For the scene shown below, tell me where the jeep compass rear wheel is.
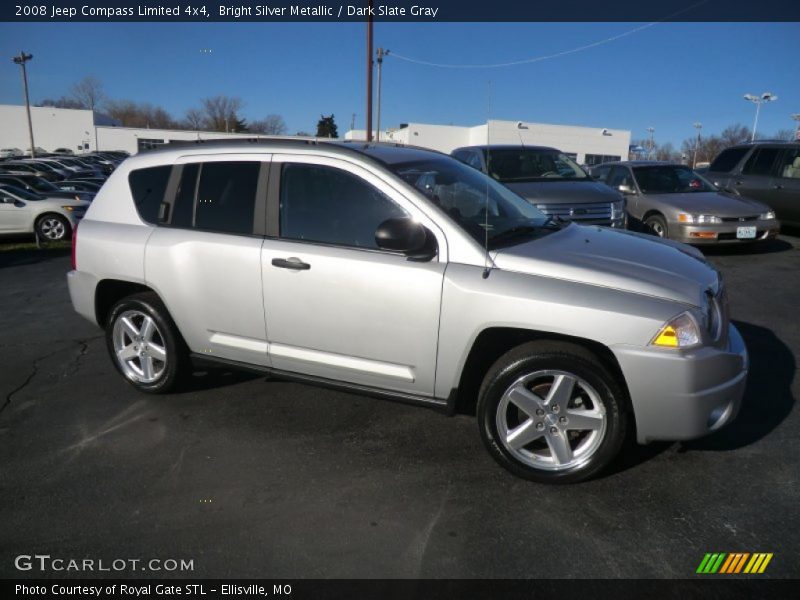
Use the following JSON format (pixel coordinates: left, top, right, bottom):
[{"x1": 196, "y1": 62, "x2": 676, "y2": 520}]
[
  {"x1": 477, "y1": 341, "x2": 627, "y2": 483},
  {"x1": 106, "y1": 292, "x2": 188, "y2": 393}
]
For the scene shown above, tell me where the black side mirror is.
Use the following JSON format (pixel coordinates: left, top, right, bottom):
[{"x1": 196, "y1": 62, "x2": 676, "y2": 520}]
[{"x1": 375, "y1": 217, "x2": 434, "y2": 259}]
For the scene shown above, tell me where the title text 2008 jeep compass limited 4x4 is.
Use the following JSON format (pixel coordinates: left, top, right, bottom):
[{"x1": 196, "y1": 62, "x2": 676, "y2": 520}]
[{"x1": 68, "y1": 140, "x2": 748, "y2": 483}]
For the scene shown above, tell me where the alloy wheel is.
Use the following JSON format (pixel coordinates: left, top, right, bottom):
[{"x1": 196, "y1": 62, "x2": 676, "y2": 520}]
[
  {"x1": 112, "y1": 310, "x2": 168, "y2": 383},
  {"x1": 495, "y1": 370, "x2": 607, "y2": 472}
]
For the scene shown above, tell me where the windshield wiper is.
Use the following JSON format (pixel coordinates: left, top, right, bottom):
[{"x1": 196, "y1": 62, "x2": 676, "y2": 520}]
[{"x1": 489, "y1": 224, "x2": 545, "y2": 246}]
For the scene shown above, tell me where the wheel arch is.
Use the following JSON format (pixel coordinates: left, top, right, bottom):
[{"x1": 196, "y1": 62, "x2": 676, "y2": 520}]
[
  {"x1": 95, "y1": 279, "x2": 158, "y2": 329},
  {"x1": 449, "y1": 327, "x2": 632, "y2": 418}
]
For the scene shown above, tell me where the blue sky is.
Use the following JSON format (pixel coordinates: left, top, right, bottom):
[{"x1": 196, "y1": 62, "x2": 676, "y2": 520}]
[{"x1": 1, "y1": 22, "x2": 798, "y2": 147}]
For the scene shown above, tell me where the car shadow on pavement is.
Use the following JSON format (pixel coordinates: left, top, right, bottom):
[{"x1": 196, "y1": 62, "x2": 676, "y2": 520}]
[
  {"x1": 700, "y1": 237, "x2": 794, "y2": 256},
  {"x1": 0, "y1": 247, "x2": 70, "y2": 269},
  {"x1": 680, "y1": 320, "x2": 795, "y2": 452},
  {"x1": 179, "y1": 367, "x2": 261, "y2": 393}
]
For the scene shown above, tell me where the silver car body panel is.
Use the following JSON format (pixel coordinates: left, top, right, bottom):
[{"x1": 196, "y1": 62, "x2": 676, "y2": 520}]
[{"x1": 68, "y1": 141, "x2": 749, "y2": 445}]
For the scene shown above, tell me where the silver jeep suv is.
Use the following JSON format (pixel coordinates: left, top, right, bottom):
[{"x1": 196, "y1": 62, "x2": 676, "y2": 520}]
[{"x1": 68, "y1": 140, "x2": 748, "y2": 483}]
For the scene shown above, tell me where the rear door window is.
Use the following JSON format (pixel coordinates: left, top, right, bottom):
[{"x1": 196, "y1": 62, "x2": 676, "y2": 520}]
[{"x1": 194, "y1": 161, "x2": 260, "y2": 235}]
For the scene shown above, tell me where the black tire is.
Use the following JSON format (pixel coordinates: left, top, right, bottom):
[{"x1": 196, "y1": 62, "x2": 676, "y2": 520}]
[
  {"x1": 104, "y1": 292, "x2": 190, "y2": 394},
  {"x1": 644, "y1": 214, "x2": 668, "y2": 239},
  {"x1": 477, "y1": 341, "x2": 628, "y2": 483},
  {"x1": 35, "y1": 214, "x2": 71, "y2": 241}
]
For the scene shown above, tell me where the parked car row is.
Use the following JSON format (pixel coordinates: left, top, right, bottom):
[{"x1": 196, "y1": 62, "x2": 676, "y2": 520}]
[
  {"x1": 450, "y1": 141, "x2": 798, "y2": 246},
  {"x1": 0, "y1": 150, "x2": 128, "y2": 241}
]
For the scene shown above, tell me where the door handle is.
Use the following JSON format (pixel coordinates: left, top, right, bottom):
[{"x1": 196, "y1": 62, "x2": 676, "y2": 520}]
[{"x1": 271, "y1": 257, "x2": 310, "y2": 271}]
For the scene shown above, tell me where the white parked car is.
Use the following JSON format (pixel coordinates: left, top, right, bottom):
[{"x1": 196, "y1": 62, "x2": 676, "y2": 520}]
[
  {"x1": 0, "y1": 148, "x2": 23, "y2": 158},
  {"x1": 0, "y1": 185, "x2": 88, "y2": 240}
]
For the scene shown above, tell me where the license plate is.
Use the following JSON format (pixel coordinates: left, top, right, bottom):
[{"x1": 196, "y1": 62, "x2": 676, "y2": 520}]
[{"x1": 737, "y1": 226, "x2": 756, "y2": 239}]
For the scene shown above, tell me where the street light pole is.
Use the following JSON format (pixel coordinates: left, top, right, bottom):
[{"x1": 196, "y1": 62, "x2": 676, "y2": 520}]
[
  {"x1": 375, "y1": 47, "x2": 389, "y2": 142},
  {"x1": 646, "y1": 127, "x2": 655, "y2": 159},
  {"x1": 12, "y1": 51, "x2": 36, "y2": 158},
  {"x1": 744, "y1": 92, "x2": 778, "y2": 141},
  {"x1": 692, "y1": 122, "x2": 702, "y2": 168},
  {"x1": 791, "y1": 114, "x2": 800, "y2": 141}
]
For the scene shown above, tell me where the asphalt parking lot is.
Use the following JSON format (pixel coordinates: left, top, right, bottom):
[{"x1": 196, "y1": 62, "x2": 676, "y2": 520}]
[{"x1": 1, "y1": 236, "x2": 798, "y2": 579}]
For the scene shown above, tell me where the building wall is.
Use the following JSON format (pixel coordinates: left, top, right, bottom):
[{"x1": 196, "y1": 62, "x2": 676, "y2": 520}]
[
  {"x1": 0, "y1": 105, "x2": 96, "y2": 153},
  {"x1": 346, "y1": 120, "x2": 631, "y2": 165},
  {"x1": 95, "y1": 127, "x2": 261, "y2": 155}
]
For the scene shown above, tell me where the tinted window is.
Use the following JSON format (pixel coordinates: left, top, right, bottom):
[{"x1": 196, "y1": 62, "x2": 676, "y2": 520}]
[
  {"x1": 464, "y1": 151, "x2": 482, "y2": 170},
  {"x1": 585, "y1": 154, "x2": 622, "y2": 166},
  {"x1": 170, "y1": 164, "x2": 199, "y2": 229},
  {"x1": 743, "y1": 148, "x2": 781, "y2": 176},
  {"x1": 592, "y1": 165, "x2": 611, "y2": 182},
  {"x1": 280, "y1": 163, "x2": 407, "y2": 249},
  {"x1": 129, "y1": 166, "x2": 171, "y2": 224},
  {"x1": 487, "y1": 149, "x2": 587, "y2": 182},
  {"x1": 608, "y1": 167, "x2": 634, "y2": 188},
  {"x1": 709, "y1": 147, "x2": 749, "y2": 173},
  {"x1": 194, "y1": 162, "x2": 260, "y2": 234},
  {"x1": 632, "y1": 165, "x2": 715, "y2": 194}
]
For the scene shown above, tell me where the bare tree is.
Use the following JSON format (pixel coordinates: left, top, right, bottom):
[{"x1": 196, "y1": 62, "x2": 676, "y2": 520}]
[
  {"x1": 38, "y1": 96, "x2": 85, "y2": 109},
  {"x1": 719, "y1": 124, "x2": 752, "y2": 147},
  {"x1": 773, "y1": 128, "x2": 795, "y2": 141},
  {"x1": 200, "y1": 95, "x2": 244, "y2": 132},
  {"x1": 69, "y1": 76, "x2": 105, "y2": 111},
  {"x1": 105, "y1": 100, "x2": 177, "y2": 129},
  {"x1": 249, "y1": 114, "x2": 288, "y2": 135},
  {"x1": 183, "y1": 108, "x2": 204, "y2": 130}
]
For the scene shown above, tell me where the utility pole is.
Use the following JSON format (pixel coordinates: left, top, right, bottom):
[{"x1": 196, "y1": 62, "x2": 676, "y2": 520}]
[
  {"x1": 350, "y1": 113, "x2": 356, "y2": 132},
  {"x1": 692, "y1": 122, "x2": 702, "y2": 168},
  {"x1": 646, "y1": 127, "x2": 655, "y2": 160},
  {"x1": 12, "y1": 51, "x2": 36, "y2": 158},
  {"x1": 375, "y1": 47, "x2": 389, "y2": 142},
  {"x1": 365, "y1": 0, "x2": 374, "y2": 142}
]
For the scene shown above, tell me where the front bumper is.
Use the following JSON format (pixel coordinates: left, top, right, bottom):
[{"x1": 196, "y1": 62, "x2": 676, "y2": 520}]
[
  {"x1": 670, "y1": 218, "x2": 780, "y2": 245},
  {"x1": 612, "y1": 323, "x2": 748, "y2": 444}
]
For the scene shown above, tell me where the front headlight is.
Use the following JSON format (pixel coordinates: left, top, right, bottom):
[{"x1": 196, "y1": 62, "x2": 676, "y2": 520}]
[
  {"x1": 678, "y1": 213, "x2": 722, "y2": 224},
  {"x1": 650, "y1": 312, "x2": 702, "y2": 348},
  {"x1": 760, "y1": 210, "x2": 776, "y2": 220},
  {"x1": 611, "y1": 199, "x2": 625, "y2": 219}
]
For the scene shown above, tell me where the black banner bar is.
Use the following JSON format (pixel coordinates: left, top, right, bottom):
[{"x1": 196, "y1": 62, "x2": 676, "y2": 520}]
[
  {"x1": 4, "y1": 579, "x2": 800, "y2": 600},
  {"x1": 2, "y1": 0, "x2": 800, "y2": 22}
]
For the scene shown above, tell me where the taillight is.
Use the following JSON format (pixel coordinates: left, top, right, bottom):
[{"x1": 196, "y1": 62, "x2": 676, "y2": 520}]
[{"x1": 71, "y1": 223, "x2": 78, "y2": 270}]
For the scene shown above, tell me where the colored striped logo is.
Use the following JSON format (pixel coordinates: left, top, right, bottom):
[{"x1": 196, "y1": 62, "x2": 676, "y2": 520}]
[{"x1": 696, "y1": 553, "x2": 773, "y2": 574}]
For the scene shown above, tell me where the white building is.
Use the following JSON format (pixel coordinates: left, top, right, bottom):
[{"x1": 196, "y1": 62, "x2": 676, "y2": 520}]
[
  {"x1": 0, "y1": 104, "x2": 274, "y2": 155},
  {"x1": 346, "y1": 119, "x2": 631, "y2": 166}
]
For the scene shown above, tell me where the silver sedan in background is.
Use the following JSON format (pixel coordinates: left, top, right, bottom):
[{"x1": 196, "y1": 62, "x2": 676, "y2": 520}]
[{"x1": 593, "y1": 161, "x2": 780, "y2": 244}]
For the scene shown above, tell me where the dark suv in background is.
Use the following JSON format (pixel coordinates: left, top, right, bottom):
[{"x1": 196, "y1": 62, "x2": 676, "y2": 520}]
[
  {"x1": 451, "y1": 145, "x2": 626, "y2": 228},
  {"x1": 705, "y1": 142, "x2": 800, "y2": 227}
]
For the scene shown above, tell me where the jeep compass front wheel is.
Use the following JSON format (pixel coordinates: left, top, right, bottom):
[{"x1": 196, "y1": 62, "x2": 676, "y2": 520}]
[
  {"x1": 477, "y1": 341, "x2": 627, "y2": 483},
  {"x1": 105, "y1": 292, "x2": 188, "y2": 393}
]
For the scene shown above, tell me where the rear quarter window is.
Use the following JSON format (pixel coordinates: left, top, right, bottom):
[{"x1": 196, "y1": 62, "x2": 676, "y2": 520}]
[
  {"x1": 128, "y1": 166, "x2": 172, "y2": 224},
  {"x1": 709, "y1": 147, "x2": 750, "y2": 173}
]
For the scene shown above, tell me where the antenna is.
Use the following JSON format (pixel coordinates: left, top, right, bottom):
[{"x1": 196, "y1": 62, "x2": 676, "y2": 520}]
[{"x1": 482, "y1": 81, "x2": 492, "y2": 279}]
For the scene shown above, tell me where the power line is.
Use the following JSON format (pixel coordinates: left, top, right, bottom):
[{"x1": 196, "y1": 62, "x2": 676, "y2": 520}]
[{"x1": 388, "y1": 1, "x2": 709, "y2": 70}]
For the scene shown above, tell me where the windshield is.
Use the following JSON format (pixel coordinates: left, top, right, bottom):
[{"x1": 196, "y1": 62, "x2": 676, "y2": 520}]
[
  {"x1": 389, "y1": 157, "x2": 558, "y2": 248},
  {"x1": 26, "y1": 177, "x2": 59, "y2": 192},
  {"x1": 485, "y1": 148, "x2": 588, "y2": 182},
  {"x1": 0, "y1": 185, "x2": 42, "y2": 200},
  {"x1": 632, "y1": 165, "x2": 716, "y2": 194}
]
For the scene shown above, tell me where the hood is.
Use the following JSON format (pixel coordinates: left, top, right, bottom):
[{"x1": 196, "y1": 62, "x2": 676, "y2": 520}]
[
  {"x1": 504, "y1": 180, "x2": 621, "y2": 204},
  {"x1": 492, "y1": 224, "x2": 718, "y2": 307},
  {"x1": 643, "y1": 191, "x2": 768, "y2": 216}
]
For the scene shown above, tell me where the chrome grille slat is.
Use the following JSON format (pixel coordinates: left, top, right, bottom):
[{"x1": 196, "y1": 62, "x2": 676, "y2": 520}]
[{"x1": 534, "y1": 202, "x2": 613, "y2": 222}]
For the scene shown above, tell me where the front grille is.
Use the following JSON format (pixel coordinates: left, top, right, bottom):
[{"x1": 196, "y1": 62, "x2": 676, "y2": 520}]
[
  {"x1": 534, "y1": 201, "x2": 613, "y2": 223},
  {"x1": 720, "y1": 215, "x2": 758, "y2": 222}
]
